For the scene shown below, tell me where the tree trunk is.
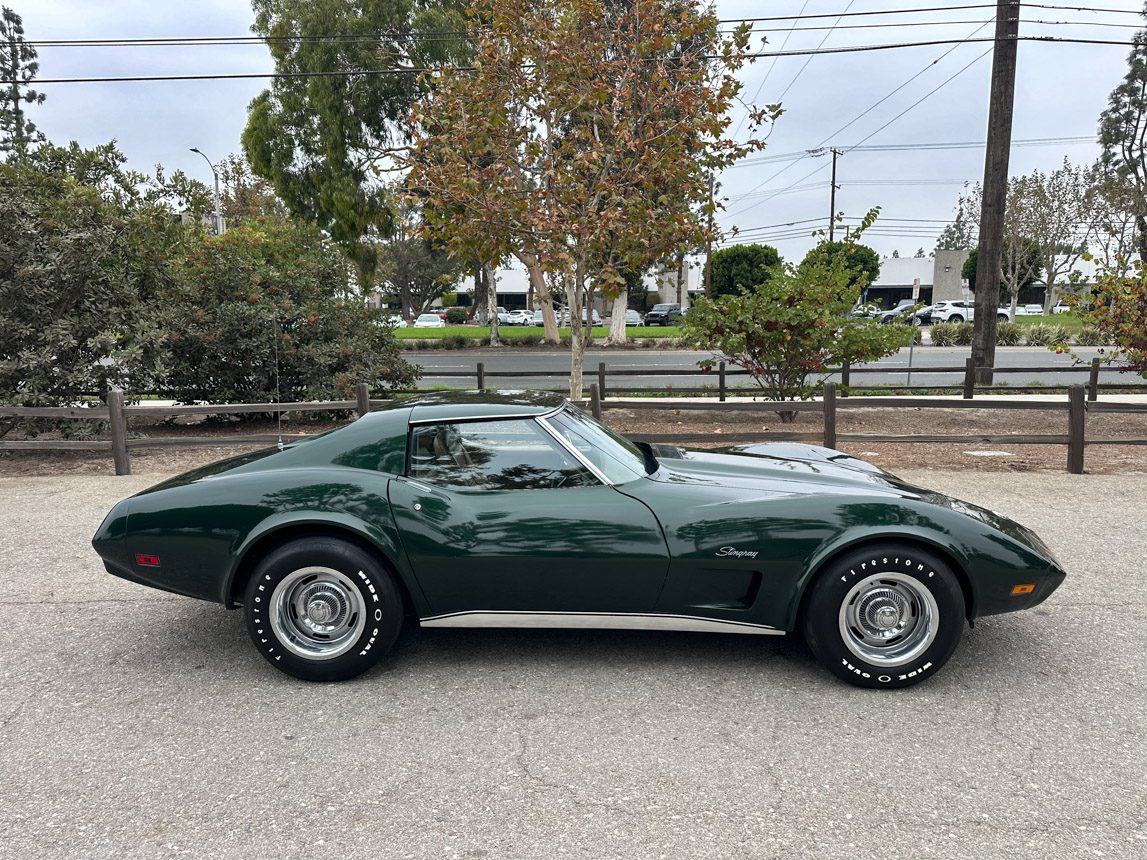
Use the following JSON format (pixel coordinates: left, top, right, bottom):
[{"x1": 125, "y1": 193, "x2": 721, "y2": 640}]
[
  {"x1": 485, "y1": 262, "x2": 501, "y2": 346},
  {"x1": 517, "y1": 252, "x2": 559, "y2": 343},
  {"x1": 1043, "y1": 275, "x2": 1056, "y2": 315},
  {"x1": 1137, "y1": 214, "x2": 1147, "y2": 264},
  {"x1": 676, "y1": 254, "x2": 685, "y2": 307},
  {"x1": 566, "y1": 271, "x2": 585, "y2": 400},
  {"x1": 605, "y1": 290, "x2": 627, "y2": 345}
]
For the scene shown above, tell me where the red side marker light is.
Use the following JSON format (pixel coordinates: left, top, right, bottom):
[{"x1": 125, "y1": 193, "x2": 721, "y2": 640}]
[
  {"x1": 1010, "y1": 584, "x2": 1035, "y2": 596},
  {"x1": 135, "y1": 554, "x2": 161, "y2": 567}
]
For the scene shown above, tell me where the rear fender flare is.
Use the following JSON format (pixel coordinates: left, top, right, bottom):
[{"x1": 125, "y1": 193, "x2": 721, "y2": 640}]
[{"x1": 223, "y1": 511, "x2": 429, "y2": 614}]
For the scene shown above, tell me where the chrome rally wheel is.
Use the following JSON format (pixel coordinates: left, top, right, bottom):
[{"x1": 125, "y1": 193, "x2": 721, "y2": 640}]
[
  {"x1": 245, "y1": 537, "x2": 404, "y2": 682},
  {"x1": 838, "y1": 572, "x2": 939, "y2": 668},
  {"x1": 802, "y1": 544, "x2": 965, "y2": 689},
  {"x1": 270, "y1": 567, "x2": 367, "y2": 661}
]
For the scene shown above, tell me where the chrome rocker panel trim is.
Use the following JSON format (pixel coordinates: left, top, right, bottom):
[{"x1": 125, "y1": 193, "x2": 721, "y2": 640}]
[{"x1": 419, "y1": 610, "x2": 783, "y2": 635}]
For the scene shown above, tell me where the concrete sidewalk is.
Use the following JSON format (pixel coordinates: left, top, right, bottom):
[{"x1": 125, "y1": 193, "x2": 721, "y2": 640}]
[{"x1": 0, "y1": 471, "x2": 1144, "y2": 859}]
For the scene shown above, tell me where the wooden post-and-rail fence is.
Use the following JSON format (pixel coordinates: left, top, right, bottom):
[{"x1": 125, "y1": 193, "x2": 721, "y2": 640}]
[{"x1": 2, "y1": 372, "x2": 1144, "y2": 476}]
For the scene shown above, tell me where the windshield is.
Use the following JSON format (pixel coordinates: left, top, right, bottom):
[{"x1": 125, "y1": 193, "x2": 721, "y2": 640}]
[{"x1": 544, "y1": 406, "x2": 648, "y2": 484}]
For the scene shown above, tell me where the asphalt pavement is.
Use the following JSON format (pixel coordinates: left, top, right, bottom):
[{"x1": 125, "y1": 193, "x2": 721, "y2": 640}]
[
  {"x1": 406, "y1": 346, "x2": 1130, "y2": 391},
  {"x1": 1, "y1": 471, "x2": 1144, "y2": 859}
]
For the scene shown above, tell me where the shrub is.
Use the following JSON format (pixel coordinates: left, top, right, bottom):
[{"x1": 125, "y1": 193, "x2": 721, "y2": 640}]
[
  {"x1": 1024, "y1": 323, "x2": 1069, "y2": 346},
  {"x1": 444, "y1": 307, "x2": 468, "y2": 325},
  {"x1": 996, "y1": 321, "x2": 1023, "y2": 346},
  {"x1": 441, "y1": 335, "x2": 475, "y2": 350},
  {"x1": 1074, "y1": 327, "x2": 1109, "y2": 347},
  {"x1": 930, "y1": 323, "x2": 959, "y2": 346},
  {"x1": 159, "y1": 219, "x2": 419, "y2": 403},
  {"x1": 954, "y1": 322, "x2": 975, "y2": 346}
]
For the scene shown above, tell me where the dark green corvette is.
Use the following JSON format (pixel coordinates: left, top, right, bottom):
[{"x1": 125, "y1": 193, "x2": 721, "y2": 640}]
[{"x1": 92, "y1": 391, "x2": 1065, "y2": 688}]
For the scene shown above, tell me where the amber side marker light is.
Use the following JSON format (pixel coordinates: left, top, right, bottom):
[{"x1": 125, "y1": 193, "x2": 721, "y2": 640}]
[{"x1": 1011, "y1": 584, "x2": 1036, "y2": 596}]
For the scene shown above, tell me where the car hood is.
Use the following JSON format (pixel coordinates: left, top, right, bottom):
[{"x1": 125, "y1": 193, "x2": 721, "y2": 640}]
[
  {"x1": 643, "y1": 442, "x2": 1058, "y2": 562},
  {"x1": 648, "y1": 442, "x2": 904, "y2": 494}
]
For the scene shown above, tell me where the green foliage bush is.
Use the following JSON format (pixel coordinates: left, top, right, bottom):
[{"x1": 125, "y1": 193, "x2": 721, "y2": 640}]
[
  {"x1": 682, "y1": 222, "x2": 904, "y2": 420},
  {"x1": 930, "y1": 323, "x2": 959, "y2": 347},
  {"x1": 0, "y1": 143, "x2": 183, "y2": 416},
  {"x1": 444, "y1": 307, "x2": 468, "y2": 325},
  {"x1": 441, "y1": 335, "x2": 474, "y2": 350},
  {"x1": 996, "y1": 321, "x2": 1023, "y2": 346},
  {"x1": 1024, "y1": 323, "x2": 1070, "y2": 347},
  {"x1": 953, "y1": 322, "x2": 975, "y2": 346},
  {"x1": 158, "y1": 219, "x2": 418, "y2": 403},
  {"x1": 1074, "y1": 327, "x2": 1109, "y2": 347}
]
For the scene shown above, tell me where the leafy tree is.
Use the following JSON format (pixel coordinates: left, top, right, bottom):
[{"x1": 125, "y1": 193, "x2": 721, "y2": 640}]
[
  {"x1": 710, "y1": 244, "x2": 781, "y2": 298},
  {"x1": 799, "y1": 240, "x2": 880, "y2": 292},
  {"x1": 242, "y1": 0, "x2": 469, "y2": 283},
  {"x1": 0, "y1": 6, "x2": 44, "y2": 159},
  {"x1": 409, "y1": 0, "x2": 775, "y2": 397},
  {"x1": 1098, "y1": 14, "x2": 1147, "y2": 261},
  {"x1": 0, "y1": 144, "x2": 183, "y2": 415},
  {"x1": 1059, "y1": 260, "x2": 1147, "y2": 377},
  {"x1": 158, "y1": 218, "x2": 418, "y2": 405},
  {"x1": 682, "y1": 212, "x2": 906, "y2": 421},
  {"x1": 1024, "y1": 159, "x2": 1094, "y2": 311},
  {"x1": 1086, "y1": 161, "x2": 1139, "y2": 275},
  {"x1": 962, "y1": 243, "x2": 1042, "y2": 305},
  {"x1": 215, "y1": 153, "x2": 287, "y2": 224},
  {"x1": 914, "y1": 248, "x2": 927, "y2": 258},
  {"x1": 376, "y1": 199, "x2": 462, "y2": 321}
]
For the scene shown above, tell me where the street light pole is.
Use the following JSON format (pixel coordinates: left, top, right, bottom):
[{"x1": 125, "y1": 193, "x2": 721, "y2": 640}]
[{"x1": 190, "y1": 147, "x2": 224, "y2": 235}]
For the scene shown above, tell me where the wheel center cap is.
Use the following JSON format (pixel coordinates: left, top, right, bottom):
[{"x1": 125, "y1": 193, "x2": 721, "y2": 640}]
[
  {"x1": 872, "y1": 604, "x2": 901, "y2": 630},
  {"x1": 307, "y1": 599, "x2": 335, "y2": 624}
]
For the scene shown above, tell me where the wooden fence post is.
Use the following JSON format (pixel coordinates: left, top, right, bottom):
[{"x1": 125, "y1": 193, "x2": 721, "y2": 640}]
[
  {"x1": 963, "y1": 357, "x2": 976, "y2": 400},
  {"x1": 823, "y1": 382, "x2": 837, "y2": 450},
  {"x1": 108, "y1": 388, "x2": 131, "y2": 476},
  {"x1": 1067, "y1": 384, "x2": 1086, "y2": 474},
  {"x1": 477, "y1": 361, "x2": 485, "y2": 391},
  {"x1": 841, "y1": 360, "x2": 850, "y2": 397},
  {"x1": 1088, "y1": 357, "x2": 1101, "y2": 402},
  {"x1": 598, "y1": 362, "x2": 607, "y2": 400},
  {"x1": 355, "y1": 382, "x2": 371, "y2": 418},
  {"x1": 718, "y1": 361, "x2": 726, "y2": 402},
  {"x1": 589, "y1": 383, "x2": 602, "y2": 420}
]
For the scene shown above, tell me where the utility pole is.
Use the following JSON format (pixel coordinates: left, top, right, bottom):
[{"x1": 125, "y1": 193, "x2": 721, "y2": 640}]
[
  {"x1": 704, "y1": 171, "x2": 715, "y2": 298},
  {"x1": 190, "y1": 147, "x2": 225, "y2": 235},
  {"x1": 971, "y1": 0, "x2": 1020, "y2": 385},
  {"x1": 828, "y1": 148, "x2": 842, "y2": 241}
]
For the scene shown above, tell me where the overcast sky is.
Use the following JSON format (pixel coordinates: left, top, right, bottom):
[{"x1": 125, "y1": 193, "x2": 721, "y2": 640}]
[{"x1": 18, "y1": 0, "x2": 1146, "y2": 260}]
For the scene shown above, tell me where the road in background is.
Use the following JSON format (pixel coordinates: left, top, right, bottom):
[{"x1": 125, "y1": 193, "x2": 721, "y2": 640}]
[
  {"x1": 406, "y1": 346, "x2": 1132, "y2": 391},
  {"x1": 0, "y1": 472, "x2": 1144, "y2": 859}
]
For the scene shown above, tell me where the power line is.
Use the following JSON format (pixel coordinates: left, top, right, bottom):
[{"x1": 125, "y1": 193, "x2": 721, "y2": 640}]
[
  {"x1": 723, "y1": 18, "x2": 994, "y2": 205},
  {"x1": 776, "y1": 1, "x2": 859, "y2": 104},
  {"x1": 730, "y1": 0, "x2": 811, "y2": 141},
  {"x1": 8, "y1": 33, "x2": 1138, "y2": 85},
  {"x1": 724, "y1": 43, "x2": 994, "y2": 219},
  {"x1": 24, "y1": 16, "x2": 1143, "y2": 48}
]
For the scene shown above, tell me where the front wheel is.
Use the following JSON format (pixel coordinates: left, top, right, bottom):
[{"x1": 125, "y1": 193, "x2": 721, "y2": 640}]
[
  {"x1": 244, "y1": 537, "x2": 404, "y2": 682},
  {"x1": 802, "y1": 544, "x2": 965, "y2": 689},
  {"x1": 997, "y1": 313, "x2": 1010, "y2": 322}
]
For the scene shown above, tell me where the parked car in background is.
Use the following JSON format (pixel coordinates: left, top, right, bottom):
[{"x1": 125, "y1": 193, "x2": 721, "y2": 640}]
[
  {"x1": 930, "y1": 300, "x2": 1011, "y2": 324},
  {"x1": 506, "y1": 309, "x2": 532, "y2": 325},
  {"x1": 1016, "y1": 304, "x2": 1044, "y2": 316},
  {"x1": 382, "y1": 313, "x2": 406, "y2": 328},
  {"x1": 1052, "y1": 302, "x2": 1071, "y2": 314},
  {"x1": 414, "y1": 313, "x2": 446, "y2": 328},
  {"x1": 643, "y1": 303, "x2": 682, "y2": 326},
  {"x1": 531, "y1": 309, "x2": 545, "y2": 326},
  {"x1": 496, "y1": 307, "x2": 511, "y2": 325},
  {"x1": 908, "y1": 305, "x2": 935, "y2": 326},
  {"x1": 878, "y1": 304, "x2": 920, "y2": 325},
  {"x1": 624, "y1": 309, "x2": 642, "y2": 327}
]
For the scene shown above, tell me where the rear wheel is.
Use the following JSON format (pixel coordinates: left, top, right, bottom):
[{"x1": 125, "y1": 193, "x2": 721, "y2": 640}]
[
  {"x1": 802, "y1": 544, "x2": 965, "y2": 689},
  {"x1": 244, "y1": 537, "x2": 404, "y2": 682},
  {"x1": 947, "y1": 314, "x2": 964, "y2": 323}
]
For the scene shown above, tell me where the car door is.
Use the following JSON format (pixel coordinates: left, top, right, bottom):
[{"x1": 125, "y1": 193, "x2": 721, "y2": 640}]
[{"x1": 388, "y1": 417, "x2": 670, "y2": 616}]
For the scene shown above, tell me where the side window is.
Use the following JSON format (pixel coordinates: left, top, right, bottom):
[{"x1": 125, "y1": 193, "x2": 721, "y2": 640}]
[{"x1": 409, "y1": 419, "x2": 597, "y2": 490}]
